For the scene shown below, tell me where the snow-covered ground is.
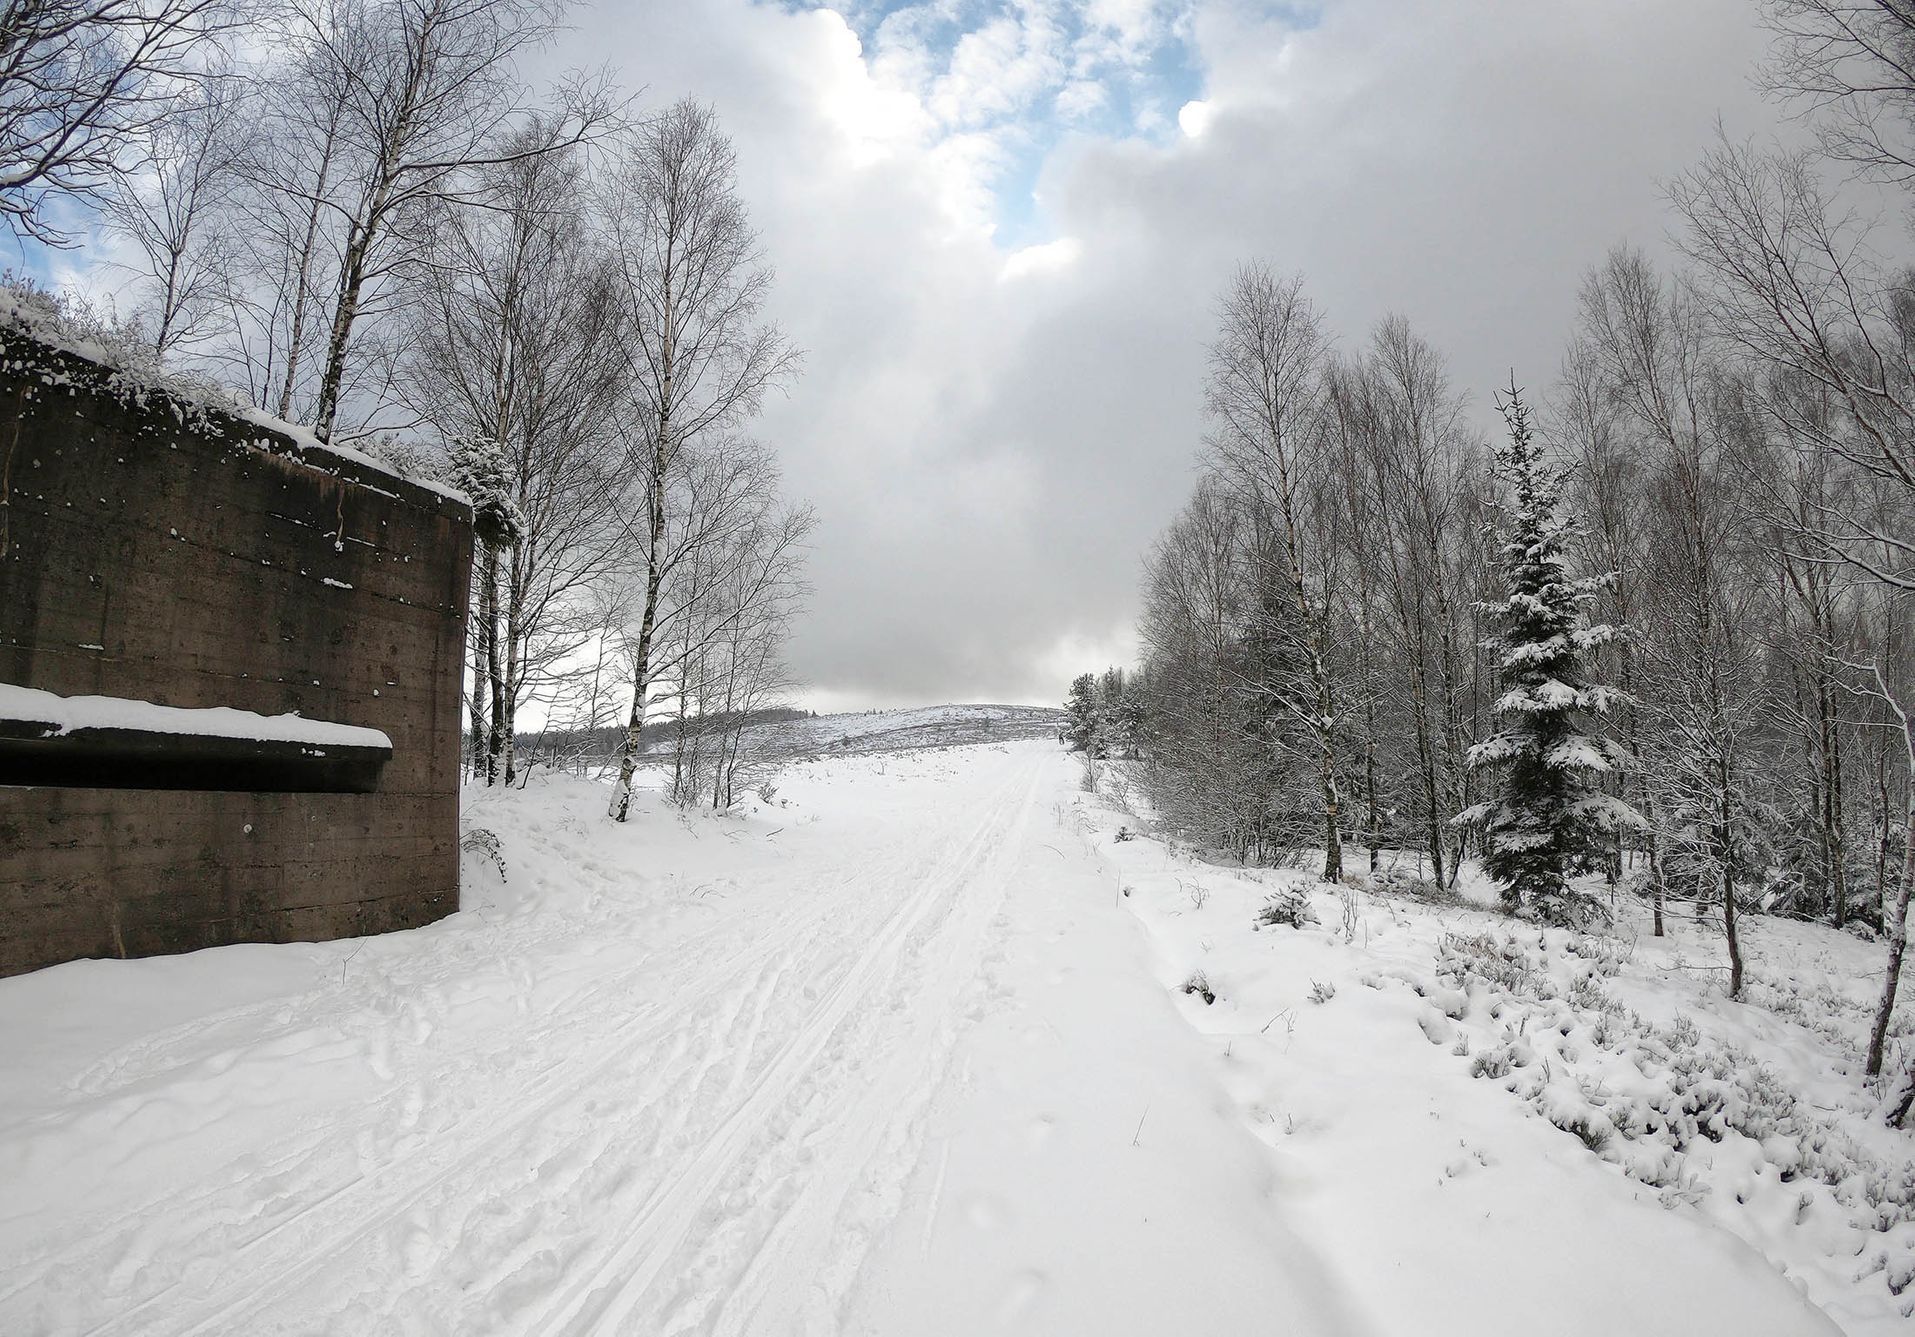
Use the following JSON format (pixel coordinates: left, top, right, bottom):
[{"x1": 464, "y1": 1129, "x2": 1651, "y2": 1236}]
[
  {"x1": 1081, "y1": 762, "x2": 1914, "y2": 1336},
  {"x1": 0, "y1": 738, "x2": 1897, "y2": 1333}
]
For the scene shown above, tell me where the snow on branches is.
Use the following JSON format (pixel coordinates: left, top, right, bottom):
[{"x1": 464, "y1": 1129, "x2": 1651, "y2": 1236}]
[
  {"x1": 447, "y1": 433, "x2": 526, "y2": 550},
  {"x1": 1459, "y1": 380, "x2": 1639, "y2": 925}
]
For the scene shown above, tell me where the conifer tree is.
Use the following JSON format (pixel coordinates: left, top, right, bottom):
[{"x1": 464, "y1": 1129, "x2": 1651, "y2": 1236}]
[
  {"x1": 1065, "y1": 673, "x2": 1098, "y2": 753},
  {"x1": 1459, "y1": 381, "x2": 1638, "y2": 924}
]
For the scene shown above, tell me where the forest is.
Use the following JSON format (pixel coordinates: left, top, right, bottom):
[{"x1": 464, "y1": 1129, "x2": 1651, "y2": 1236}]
[{"x1": 1069, "y1": 0, "x2": 1915, "y2": 1088}]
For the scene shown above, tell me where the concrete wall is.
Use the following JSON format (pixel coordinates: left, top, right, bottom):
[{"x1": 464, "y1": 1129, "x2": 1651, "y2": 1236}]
[{"x1": 0, "y1": 325, "x2": 473, "y2": 976}]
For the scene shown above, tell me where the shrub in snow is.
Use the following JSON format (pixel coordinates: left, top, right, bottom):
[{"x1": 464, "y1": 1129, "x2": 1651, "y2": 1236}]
[
  {"x1": 1335, "y1": 880, "x2": 1361, "y2": 941},
  {"x1": 1254, "y1": 884, "x2": 1319, "y2": 930},
  {"x1": 1456, "y1": 384, "x2": 1638, "y2": 928},
  {"x1": 1469, "y1": 1045, "x2": 1518, "y2": 1080},
  {"x1": 459, "y1": 825, "x2": 506, "y2": 881},
  {"x1": 1363, "y1": 866, "x2": 1453, "y2": 904},
  {"x1": 1435, "y1": 923, "x2": 1915, "y2": 1308},
  {"x1": 1180, "y1": 970, "x2": 1217, "y2": 1005},
  {"x1": 1308, "y1": 979, "x2": 1337, "y2": 1005},
  {"x1": 1, "y1": 274, "x2": 246, "y2": 420}
]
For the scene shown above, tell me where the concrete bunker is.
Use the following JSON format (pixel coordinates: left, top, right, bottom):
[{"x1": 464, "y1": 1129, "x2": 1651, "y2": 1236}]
[{"x1": 0, "y1": 318, "x2": 473, "y2": 977}]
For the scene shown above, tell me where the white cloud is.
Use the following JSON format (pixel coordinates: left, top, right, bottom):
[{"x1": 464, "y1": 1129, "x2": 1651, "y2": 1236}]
[
  {"x1": 1054, "y1": 77, "x2": 1110, "y2": 121},
  {"x1": 537, "y1": 0, "x2": 1796, "y2": 708},
  {"x1": 1000, "y1": 235, "x2": 1082, "y2": 280}
]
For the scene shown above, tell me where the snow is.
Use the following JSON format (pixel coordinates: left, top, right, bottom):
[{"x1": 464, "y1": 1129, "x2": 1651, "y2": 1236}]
[
  {"x1": 0, "y1": 738, "x2": 1895, "y2": 1333},
  {"x1": 0, "y1": 288, "x2": 468, "y2": 510},
  {"x1": 1085, "y1": 764, "x2": 1912, "y2": 1335},
  {"x1": 733, "y1": 703, "x2": 1065, "y2": 757},
  {"x1": 0, "y1": 682, "x2": 391, "y2": 750}
]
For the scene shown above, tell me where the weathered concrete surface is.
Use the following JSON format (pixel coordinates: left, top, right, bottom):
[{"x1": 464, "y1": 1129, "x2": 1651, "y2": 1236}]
[{"x1": 0, "y1": 325, "x2": 473, "y2": 976}]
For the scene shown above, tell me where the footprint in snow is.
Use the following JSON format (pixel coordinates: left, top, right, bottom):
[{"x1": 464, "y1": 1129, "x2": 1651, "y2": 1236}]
[{"x1": 994, "y1": 1269, "x2": 1049, "y2": 1323}]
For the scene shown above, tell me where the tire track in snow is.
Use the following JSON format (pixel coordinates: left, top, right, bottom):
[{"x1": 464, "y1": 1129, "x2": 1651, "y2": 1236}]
[
  {"x1": 518, "y1": 757, "x2": 1042, "y2": 1335},
  {"x1": 22, "y1": 825, "x2": 892, "y2": 1331},
  {"x1": 696, "y1": 764, "x2": 1044, "y2": 1337},
  {"x1": 35, "y1": 749, "x2": 1041, "y2": 1337}
]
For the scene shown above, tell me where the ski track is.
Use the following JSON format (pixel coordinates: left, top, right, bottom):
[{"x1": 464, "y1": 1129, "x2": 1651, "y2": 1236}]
[{"x1": 2, "y1": 748, "x2": 1047, "y2": 1336}]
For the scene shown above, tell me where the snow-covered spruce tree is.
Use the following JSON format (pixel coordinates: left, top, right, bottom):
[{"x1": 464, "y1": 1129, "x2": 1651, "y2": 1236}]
[
  {"x1": 1458, "y1": 381, "x2": 1637, "y2": 925},
  {"x1": 1065, "y1": 673, "x2": 1098, "y2": 753}
]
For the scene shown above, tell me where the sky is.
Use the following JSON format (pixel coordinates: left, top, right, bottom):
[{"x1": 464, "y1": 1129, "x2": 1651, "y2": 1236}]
[
  {"x1": 19, "y1": 0, "x2": 1801, "y2": 715},
  {"x1": 528, "y1": 0, "x2": 1797, "y2": 713}
]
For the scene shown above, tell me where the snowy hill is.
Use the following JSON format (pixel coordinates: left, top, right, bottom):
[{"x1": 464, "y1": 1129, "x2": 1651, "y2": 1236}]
[{"x1": 748, "y1": 703, "x2": 1066, "y2": 757}]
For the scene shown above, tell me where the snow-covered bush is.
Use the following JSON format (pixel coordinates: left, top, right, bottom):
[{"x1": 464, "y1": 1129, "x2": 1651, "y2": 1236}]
[
  {"x1": 1180, "y1": 969, "x2": 1217, "y2": 1005},
  {"x1": 447, "y1": 433, "x2": 526, "y2": 549},
  {"x1": 1, "y1": 273, "x2": 236, "y2": 413},
  {"x1": 1436, "y1": 924, "x2": 1915, "y2": 1308},
  {"x1": 1253, "y1": 883, "x2": 1319, "y2": 930},
  {"x1": 1363, "y1": 865, "x2": 1452, "y2": 904}
]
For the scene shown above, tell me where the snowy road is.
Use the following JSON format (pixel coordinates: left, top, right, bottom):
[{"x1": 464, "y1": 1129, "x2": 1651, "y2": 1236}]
[
  {"x1": 0, "y1": 743, "x2": 1361, "y2": 1336},
  {"x1": 0, "y1": 740, "x2": 1856, "y2": 1335}
]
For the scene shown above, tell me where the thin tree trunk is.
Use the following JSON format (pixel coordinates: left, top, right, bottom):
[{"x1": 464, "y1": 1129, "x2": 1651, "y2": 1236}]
[
  {"x1": 1314, "y1": 647, "x2": 1343, "y2": 883},
  {"x1": 312, "y1": 213, "x2": 377, "y2": 441},
  {"x1": 1436, "y1": 598, "x2": 1465, "y2": 889},
  {"x1": 1409, "y1": 668, "x2": 1445, "y2": 886},
  {"x1": 467, "y1": 620, "x2": 488, "y2": 781},
  {"x1": 610, "y1": 489, "x2": 667, "y2": 822},
  {"x1": 1277, "y1": 500, "x2": 1342, "y2": 882},
  {"x1": 1866, "y1": 711, "x2": 1915, "y2": 1077},
  {"x1": 1867, "y1": 800, "x2": 1914, "y2": 1078},
  {"x1": 1649, "y1": 821, "x2": 1667, "y2": 938},
  {"x1": 1720, "y1": 757, "x2": 1743, "y2": 1000},
  {"x1": 1879, "y1": 733, "x2": 1894, "y2": 928},
  {"x1": 480, "y1": 544, "x2": 505, "y2": 785},
  {"x1": 276, "y1": 122, "x2": 340, "y2": 422},
  {"x1": 498, "y1": 550, "x2": 523, "y2": 788},
  {"x1": 1821, "y1": 670, "x2": 1848, "y2": 926},
  {"x1": 1363, "y1": 682, "x2": 1380, "y2": 874}
]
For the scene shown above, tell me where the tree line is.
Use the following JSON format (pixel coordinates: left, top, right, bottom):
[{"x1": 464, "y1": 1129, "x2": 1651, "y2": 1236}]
[
  {"x1": 1075, "y1": 0, "x2": 1914, "y2": 1080},
  {"x1": 0, "y1": 0, "x2": 811, "y2": 815}
]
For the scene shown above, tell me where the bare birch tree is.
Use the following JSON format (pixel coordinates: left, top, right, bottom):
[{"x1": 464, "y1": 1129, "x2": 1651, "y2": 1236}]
[
  {"x1": 1135, "y1": 478, "x2": 1278, "y2": 861},
  {"x1": 238, "y1": 0, "x2": 621, "y2": 439},
  {"x1": 601, "y1": 100, "x2": 798, "y2": 823},
  {"x1": 1203, "y1": 263, "x2": 1346, "y2": 880},
  {"x1": 1360, "y1": 315, "x2": 1475, "y2": 886},
  {"x1": 1672, "y1": 139, "x2": 1915, "y2": 1068},
  {"x1": 1762, "y1": 0, "x2": 1915, "y2": 189},
  {"x1": 98, "y1": 69, "x2": 241, "y2": 354},
  {"x1": 0, "y1": 0, "x2": 239, "y2": 243},
  {"x1": 401, "y1": 135, "x2": 626, "y2": 785}
]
